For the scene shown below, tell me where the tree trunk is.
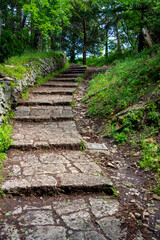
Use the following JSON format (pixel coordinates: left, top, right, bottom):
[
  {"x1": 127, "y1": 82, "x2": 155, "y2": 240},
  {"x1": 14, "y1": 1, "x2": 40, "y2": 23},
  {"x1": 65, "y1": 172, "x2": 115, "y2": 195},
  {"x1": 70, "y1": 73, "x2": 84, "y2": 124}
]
[
  {"x1": 83, "y1": 19, "x2": 87, "y2": 65},
  {"x1": 142, "y1": 28, "x2": 153, "y2": 49},
  {"x1": 38, "y1": 30, "x2": 43, "y2": 52},
  {"x1": 16, "y1": 4, "x2": 22, "y2": 31},
  {"x1": 21, "y1": 15, "x2": 27, "y2": 29},
  {"x1": 105, "y1": 28, "x2": 109, "y2": 58},
  {"x1": 0, "y1": 10, "x2": 2, "y2": 46},
  {"x1": 115, "y1": 20, "x2": 123, "y2": 55},
  {"x1": 138, "y1": 31, "x2": 145, "y2": 52}
]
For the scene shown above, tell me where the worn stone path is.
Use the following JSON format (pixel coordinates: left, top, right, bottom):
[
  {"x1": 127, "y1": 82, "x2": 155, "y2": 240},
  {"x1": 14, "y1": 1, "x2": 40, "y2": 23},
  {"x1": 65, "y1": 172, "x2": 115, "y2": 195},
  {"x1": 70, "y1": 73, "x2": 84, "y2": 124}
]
[
  {"x1": 0, "y1": 65, "x2": 126, "y2": 240},
  {"x1": 2, "y1": 64, "x2": 113, "y2": 194}
]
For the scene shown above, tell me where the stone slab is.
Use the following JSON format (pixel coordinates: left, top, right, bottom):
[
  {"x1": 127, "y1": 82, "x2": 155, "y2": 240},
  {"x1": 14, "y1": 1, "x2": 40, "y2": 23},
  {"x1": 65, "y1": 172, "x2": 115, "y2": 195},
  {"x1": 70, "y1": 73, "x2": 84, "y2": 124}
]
[
  {"x1": 25, "y1": 226, "x2": 66, "y2": 240},
  {"x1": 0, "y1": 195, "x2": 121, "y2": 240},
  {"x1": 18, "y1": 94, "x2": 72, "y2": 106},
  {"x1": 13, "y1": 106, "x2": 73, "y2": 121},
  {"x1": 11, "y1": 121, "x2": 81, "y2": 149},
  {"x1": 55, "y1": 74, "x2": 81, "y2": 78},
  {"x1": 61, "y1": 210, "x2": 93, "y2": 230},
  {"x1": 69, "y1": 231, "x2": 106, "y2": 240},
  {"x1": 42, "y1": 81, "x2": 78, "y2": 87},
  {"x1": 32, "y1": 87, "x2": 75, "y2": 94},
  {"x1": 87, "y1": 142, "x2": 108, "y2": 151},
  {"x1": 18, "y1": 210, "x2": 54, "y2": 226},
  {"x1": 96, "y1": 217, "x2": 126, "y2": 240},
  {"x1": 2, "y1": 151, "x2": 112, "y2": 194},
  {"x1": 49, "y1": 78, "x2": 77, "y2": 81},
  {"x1": 58, "y1": 173, "x2": 113, "y2": 189}
]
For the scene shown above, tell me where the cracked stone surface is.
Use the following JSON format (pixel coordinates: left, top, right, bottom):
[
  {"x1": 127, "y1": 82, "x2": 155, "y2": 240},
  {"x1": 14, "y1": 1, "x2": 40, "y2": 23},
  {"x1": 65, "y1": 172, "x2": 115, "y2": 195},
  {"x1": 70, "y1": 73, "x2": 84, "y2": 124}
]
[
  {"x1": 32, "y1": 86, "x2": 75, "y2": 94},
  {"x1": 42, "y1": 81, "x2": 78, "y2": 87},
  {"x1": 0, "y1": 196, "x2": 121, "y2": 240},
  {"x1": 2, "y1": 150, "x2": 112, "y2": 193},
  {"x1": 49, "y1": 77, "x2": 77, "y2": 81},
  {"x1": 11, "y1": 121, "x2": 81, "y2": 148},
  {"x1": 18, "y1": 94, "x2": 72, "y2": 105},
  {"x1": 56, "y1": 74, "x2": 82, "y2": 78}
]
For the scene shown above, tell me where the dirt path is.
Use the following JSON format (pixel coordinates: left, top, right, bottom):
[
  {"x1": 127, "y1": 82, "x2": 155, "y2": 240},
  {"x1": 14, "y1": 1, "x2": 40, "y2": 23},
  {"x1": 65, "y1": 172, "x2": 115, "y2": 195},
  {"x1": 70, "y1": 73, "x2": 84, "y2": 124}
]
[{"x1": 0, "y1": 65, "x2": 159, "y2": 240}]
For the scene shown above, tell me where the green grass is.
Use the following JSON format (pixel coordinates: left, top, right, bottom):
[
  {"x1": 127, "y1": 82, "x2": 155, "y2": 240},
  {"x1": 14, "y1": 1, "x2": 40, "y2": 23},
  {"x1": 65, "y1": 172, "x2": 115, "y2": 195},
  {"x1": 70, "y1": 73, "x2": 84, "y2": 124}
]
[
  {"x1": 75, "y1": 74, "x2": 85, "y2": 83},
  {"x1": 5, "y1": 50, "x2": 63, "y2": 65},
  {"x1": 0, "y1": 111, "x2": 14, "y2": 196},
  {"x1": 84, "y1": 45, "x2": 160, "y2": 195},
  {"x1": 84, "y1": 47, "x2": 160, "y2": 118},
  {"x1": 21, "y1": 88, "x2": 29, "y2": 100},
  {"x1": 0, "y1": 51, "x2": 65, "y2": 80}
]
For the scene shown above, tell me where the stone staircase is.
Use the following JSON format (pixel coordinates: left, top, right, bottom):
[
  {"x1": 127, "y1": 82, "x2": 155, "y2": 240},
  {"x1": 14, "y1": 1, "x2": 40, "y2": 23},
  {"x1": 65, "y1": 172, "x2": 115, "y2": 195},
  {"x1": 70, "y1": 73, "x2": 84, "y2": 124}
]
[{"x1": 2, "y1": 65, "x2": 112, "y2": 195}]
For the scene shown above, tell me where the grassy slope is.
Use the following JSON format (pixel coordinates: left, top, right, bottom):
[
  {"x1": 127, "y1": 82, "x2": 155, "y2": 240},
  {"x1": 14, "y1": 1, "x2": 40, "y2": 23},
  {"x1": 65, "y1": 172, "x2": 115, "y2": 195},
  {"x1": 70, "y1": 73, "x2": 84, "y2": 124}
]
[
  {"x1": 85, "y1": 46, "x2": 160, "y2": 195},
  {"x1": 0, "y1": 51, "x2": 65, "y2": 80}
]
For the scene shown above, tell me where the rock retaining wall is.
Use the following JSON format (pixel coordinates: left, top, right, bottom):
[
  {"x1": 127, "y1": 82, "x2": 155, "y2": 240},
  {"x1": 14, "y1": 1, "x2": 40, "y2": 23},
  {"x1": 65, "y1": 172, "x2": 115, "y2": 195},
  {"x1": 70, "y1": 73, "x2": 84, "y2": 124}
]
[{"x1": 0, "y1": 53, "x2": 66, "y2": 123}]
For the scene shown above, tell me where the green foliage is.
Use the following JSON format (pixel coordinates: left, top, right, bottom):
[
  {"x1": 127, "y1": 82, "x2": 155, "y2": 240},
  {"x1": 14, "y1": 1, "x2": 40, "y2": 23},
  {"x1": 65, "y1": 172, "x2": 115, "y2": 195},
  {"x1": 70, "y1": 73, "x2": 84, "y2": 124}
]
[
  {"x1": 70, "y1": 100, "x2": 76, "y2": 107},
  {"x1": 0, "y1": 64, "x2": 27, "y2": 80},
  {"x1": 80, "y1": 140, "x2": 87, "y2": 152},
  {"x1": 139, "y1": 139, "x2": 160, "y2": 195},
  {"x1": 139, "y1": 140, "x2": 160, "y2": 173},
  {"x1": 0, "y1": 112, "x2": 14, "y2": 196},
  {"x1": 86, "y1": 51, "x2": 128, "y2": 67},
  {"x1": 75, "y1": 74, "x2": 85, "y2": 83},
  {"x1": 21, "y1": 88, "x2": 29, "y2": 100},
  {"x1": 114, "y1": 132, "x2": 127, "y2": 143},
  {"x1": 0, "y1": 122, "x2": 13, "y2": 153},
  {"x1": 111, "y1": 186, "x2": 119, "y2": 198}
]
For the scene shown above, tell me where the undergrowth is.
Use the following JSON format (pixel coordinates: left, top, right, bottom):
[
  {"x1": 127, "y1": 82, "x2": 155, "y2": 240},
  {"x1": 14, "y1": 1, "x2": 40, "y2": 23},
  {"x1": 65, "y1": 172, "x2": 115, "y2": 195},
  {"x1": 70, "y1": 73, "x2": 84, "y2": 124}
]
[
  {"x1": 0, "y1": 111, "x2": 14, "y2": 196},
  {"x1": 84, "y1": 45, "x2": 160, "y2": 195}
]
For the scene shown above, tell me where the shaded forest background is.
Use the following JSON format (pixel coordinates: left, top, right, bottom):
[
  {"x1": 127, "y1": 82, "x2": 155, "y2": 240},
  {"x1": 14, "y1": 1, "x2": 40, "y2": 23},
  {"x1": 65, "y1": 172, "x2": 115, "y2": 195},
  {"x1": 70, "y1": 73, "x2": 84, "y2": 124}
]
[{"x1": 0, "y1": 0, "x2": 160, "y2": 64}]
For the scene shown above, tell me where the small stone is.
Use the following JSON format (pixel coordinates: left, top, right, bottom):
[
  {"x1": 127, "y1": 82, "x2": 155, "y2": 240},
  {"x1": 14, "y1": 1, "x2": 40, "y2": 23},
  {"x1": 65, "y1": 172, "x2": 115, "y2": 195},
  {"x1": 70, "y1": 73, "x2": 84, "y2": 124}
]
[
  {"x1": 134, "y1": 212, "x2": 141, "y2": 219},
  {"x1": 107, "y1": 163, "x2": 116, "y2": 168},
  {"x1": 87, "y1": 143, "x2": 108, "y2": 151},
  {"x1": 18, "y1": 210, "x2": 54, "y2": 226},
  {"x1": 143, "y1": 210, "x2": 150, "y2": 219},
  {"x1": 147, "y1": 207, "x2": 159, "y2": 214},
  {"x1": 25, "y1": 226, "x2": 66, "y2": 240},
  {"x1": 61, "y1": 210, "x2": 93, "y2": 230},
  {"x1": 144, "y1": 138, "x2": 154, "y2": 143},
  {"x1": 129, "y1": 212, "x2": 136, "y2": 220},
  {"x1": 96, "y1": 216, "x2": 126, "y2": 240},
  {"x1": 153, "y1": 194, "x2": 160, "y2": 201}
]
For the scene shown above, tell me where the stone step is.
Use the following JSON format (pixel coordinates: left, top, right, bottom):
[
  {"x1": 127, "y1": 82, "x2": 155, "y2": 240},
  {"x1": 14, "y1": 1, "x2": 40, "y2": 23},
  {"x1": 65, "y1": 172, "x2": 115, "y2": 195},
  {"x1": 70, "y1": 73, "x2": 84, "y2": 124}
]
[
  {"x1": 63, "y1": 70, "x2": 85, "y2": 74},
  {"x1": 32, "y1": 87, "x2": 76, "y2": 95},
  {"x1": 2, "y1": 150, "x2": 113, "y2": 195},
  {"x1": 17, "y1": 94, "x2": 72, "y2": 106},
  {"x1": 11, "y1": 121, "x2": 81, "y2": 150},
  {"x1": 68, "y1": 66, "x2": 86, "y2": 69},
  {"x1": 42, "y1": 81, "x2": 78, "y2": 87},
  {"x1": 13, "y1": 106, "x2": 73, "y2": 122},
  {"x1": 55, "y1": 74, "x2": 82, "y2": 78},
  {"x1": 49, "y1": 78, "x2": 77, "y2": 82}
]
